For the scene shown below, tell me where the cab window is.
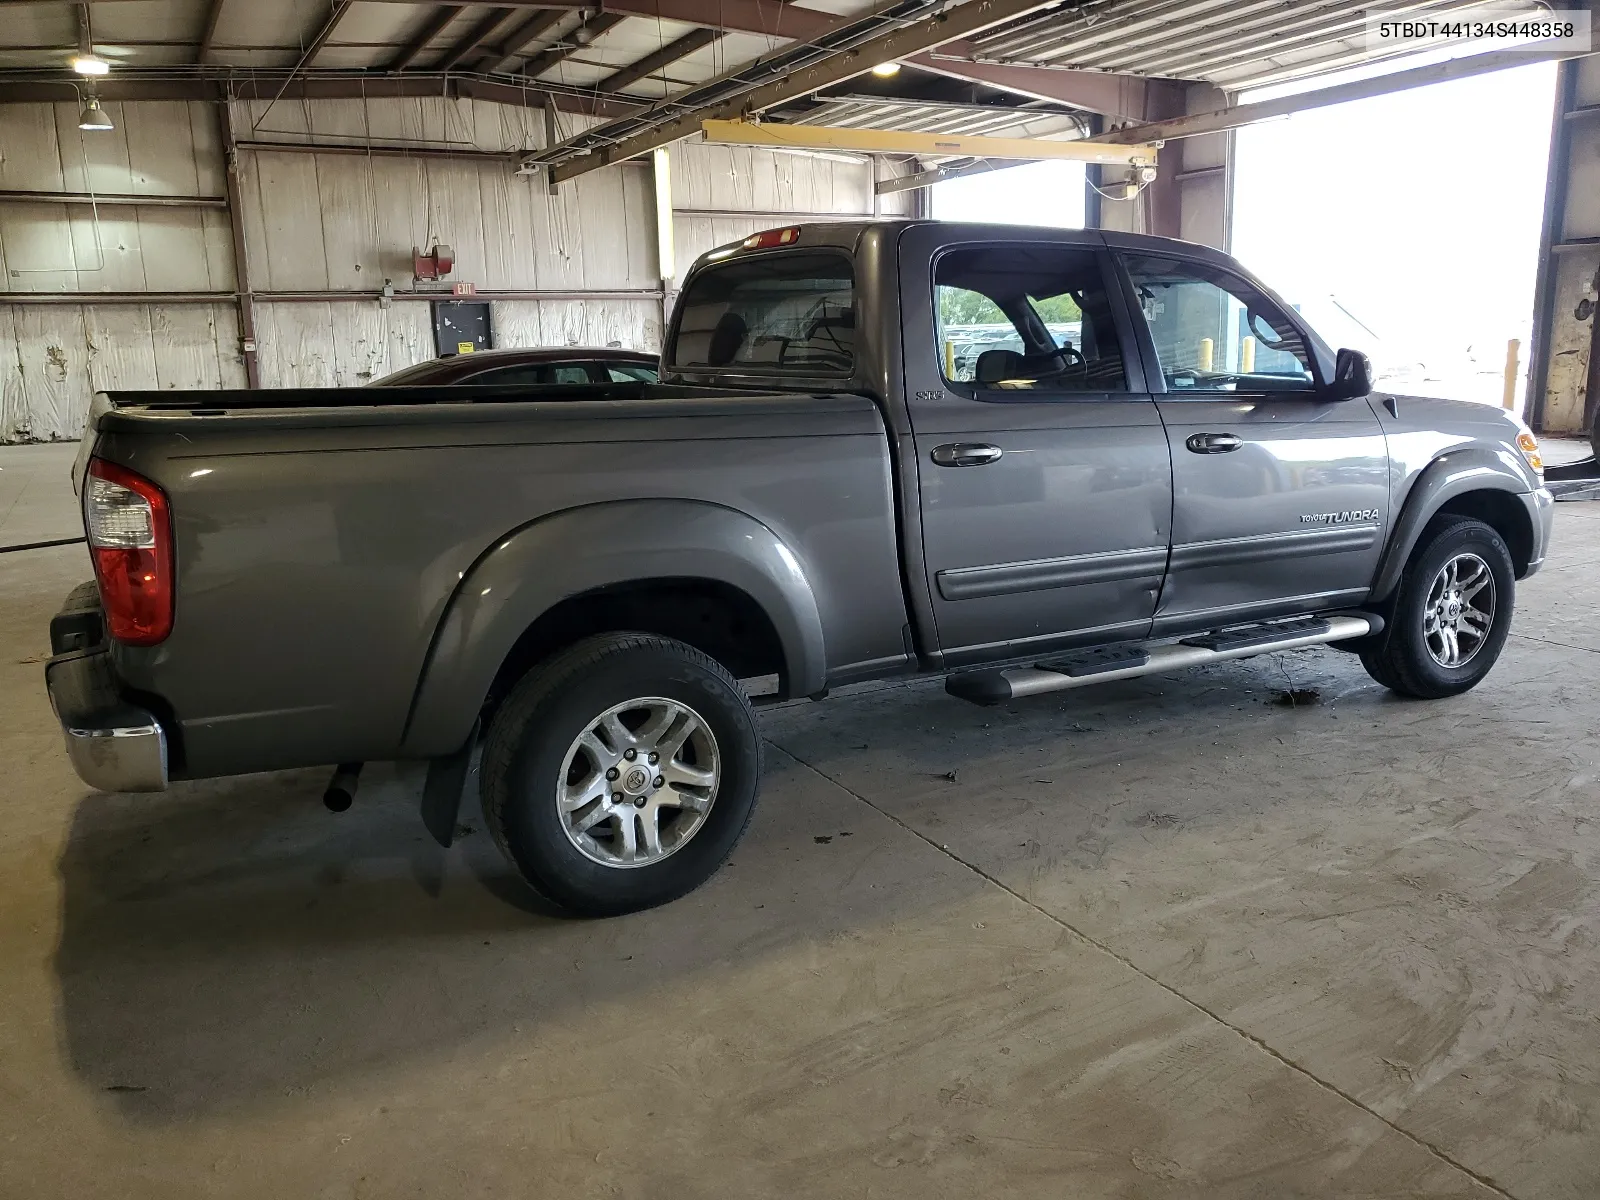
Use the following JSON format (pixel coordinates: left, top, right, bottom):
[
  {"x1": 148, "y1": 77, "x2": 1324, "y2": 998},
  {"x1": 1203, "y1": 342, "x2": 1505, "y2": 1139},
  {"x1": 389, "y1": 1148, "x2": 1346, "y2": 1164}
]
[
  {"x1": 1123, "y1": 254, "x2": 1315, "y2": 392},
  {"x1": 671, "y1": 251, "x2": 854, "y2": 376},
  {"x1": 934, "y1": 246, "x2": 1126, "y2": 393}
]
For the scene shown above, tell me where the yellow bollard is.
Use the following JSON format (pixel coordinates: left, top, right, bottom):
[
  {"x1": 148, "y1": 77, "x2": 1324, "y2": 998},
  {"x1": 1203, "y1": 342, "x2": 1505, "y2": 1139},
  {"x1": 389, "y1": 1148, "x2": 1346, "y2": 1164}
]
[
  {"x1": 1502, "y1": 338, "x2": 1520, "y2": 410},
  {"x1": 1197, "y1": 338, "x2": 1213, "y2": 372},
  {"x1": 944, "y1": 340, "x2": 956, "y2": 379},
  {"x1": 1240, "y1": 335, "x2": 1256, "y2": 374}
]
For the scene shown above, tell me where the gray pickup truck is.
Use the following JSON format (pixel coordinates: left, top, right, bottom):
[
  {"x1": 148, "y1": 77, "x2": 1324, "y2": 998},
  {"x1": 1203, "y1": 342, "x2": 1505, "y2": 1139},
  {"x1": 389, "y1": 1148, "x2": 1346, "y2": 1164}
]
[{"x1": 46, "y1": 220, "x2": 1553, "y2": 915}]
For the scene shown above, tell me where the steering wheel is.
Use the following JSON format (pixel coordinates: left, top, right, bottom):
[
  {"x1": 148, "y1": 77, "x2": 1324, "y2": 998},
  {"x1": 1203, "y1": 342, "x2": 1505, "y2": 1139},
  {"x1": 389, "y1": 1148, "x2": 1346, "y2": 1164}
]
[{"x1": 1043, "y1": 345, "x2": 1087, "y2": 373}]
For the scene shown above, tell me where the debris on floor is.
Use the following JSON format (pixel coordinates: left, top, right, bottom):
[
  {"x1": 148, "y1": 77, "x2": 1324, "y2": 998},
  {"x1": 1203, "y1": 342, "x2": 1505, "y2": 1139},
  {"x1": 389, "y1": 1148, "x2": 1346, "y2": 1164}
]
[{"x1": 1270, "y1": 687, "x2": 1322, "y2": 708}]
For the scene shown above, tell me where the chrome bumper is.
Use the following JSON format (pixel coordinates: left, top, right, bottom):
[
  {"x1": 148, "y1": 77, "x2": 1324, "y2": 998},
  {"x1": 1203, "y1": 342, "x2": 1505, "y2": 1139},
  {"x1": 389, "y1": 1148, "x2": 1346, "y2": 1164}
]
[{"x1": 44, "y1": 600, "x2": 169, "y2": 793}]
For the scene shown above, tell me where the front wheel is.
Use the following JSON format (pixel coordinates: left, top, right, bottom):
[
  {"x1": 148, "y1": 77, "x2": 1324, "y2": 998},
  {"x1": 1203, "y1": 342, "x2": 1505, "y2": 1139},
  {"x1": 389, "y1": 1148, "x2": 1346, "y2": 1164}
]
[
  {"x1": 1359, "y1": 515, "x2": 1515, "y2": 699},
  {"x1": 481, "y1": 633, "x2": 763, "y2": 916}
]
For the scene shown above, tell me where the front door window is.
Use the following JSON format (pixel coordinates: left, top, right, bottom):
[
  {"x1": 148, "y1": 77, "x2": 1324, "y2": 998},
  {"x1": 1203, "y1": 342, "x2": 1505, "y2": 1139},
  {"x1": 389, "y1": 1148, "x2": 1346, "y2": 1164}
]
[{"x1": 1123, "y1": 255, "x2": 1316, "y2": 392}]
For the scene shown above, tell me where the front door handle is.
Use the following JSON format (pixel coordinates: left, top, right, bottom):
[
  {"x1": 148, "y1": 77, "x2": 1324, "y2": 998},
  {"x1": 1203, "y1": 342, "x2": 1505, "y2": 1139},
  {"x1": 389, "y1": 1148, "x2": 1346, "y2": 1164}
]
[
  {"x1": 931, "y1": 443, "x2": 1003, "y2": 467},
  {"x1": 1186, "y1": 432, "x2": 1243, "y2": 454}
]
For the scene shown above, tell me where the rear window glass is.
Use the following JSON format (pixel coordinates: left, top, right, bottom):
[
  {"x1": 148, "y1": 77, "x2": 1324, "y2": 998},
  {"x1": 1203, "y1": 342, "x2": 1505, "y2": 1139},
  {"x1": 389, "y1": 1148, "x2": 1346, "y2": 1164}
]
[{"x1": 670, "y1": 251, "x2": 854, "y2": 376}]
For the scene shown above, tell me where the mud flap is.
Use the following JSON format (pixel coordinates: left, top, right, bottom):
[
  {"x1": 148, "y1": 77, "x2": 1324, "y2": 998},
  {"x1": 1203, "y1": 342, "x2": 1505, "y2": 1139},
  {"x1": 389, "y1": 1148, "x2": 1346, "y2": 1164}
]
[{"x1": 420, "y1": 720, "x2": 478, "y2": 848}]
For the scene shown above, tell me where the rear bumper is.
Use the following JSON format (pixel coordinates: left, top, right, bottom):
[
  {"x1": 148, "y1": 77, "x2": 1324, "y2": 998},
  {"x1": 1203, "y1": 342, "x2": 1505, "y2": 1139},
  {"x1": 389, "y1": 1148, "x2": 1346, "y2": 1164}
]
[{"x1": 43, "y1": 584, "x2": 169, "y2": 793}]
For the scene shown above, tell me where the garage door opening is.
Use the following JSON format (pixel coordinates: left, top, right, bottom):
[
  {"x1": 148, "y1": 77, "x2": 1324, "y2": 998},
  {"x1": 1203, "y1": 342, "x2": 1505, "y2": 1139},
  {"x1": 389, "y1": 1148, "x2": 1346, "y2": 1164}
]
[
  {"x1": 1232, "y1": 58, "x2": 1559, "y2": 411},
  {"x1": 933, "y1": 159, "x2": 1087, "y2": 228}
]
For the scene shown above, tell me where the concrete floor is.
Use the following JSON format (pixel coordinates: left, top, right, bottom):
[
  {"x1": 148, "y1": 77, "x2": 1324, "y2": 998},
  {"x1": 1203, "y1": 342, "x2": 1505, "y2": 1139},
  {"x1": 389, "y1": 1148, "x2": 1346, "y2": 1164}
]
[
  {"x1": 2, "y1": 470, "x2": 1598, "y2": 1198},
  {"x1": 0, "y1": 442, "x2": 80, "y2": 550}
]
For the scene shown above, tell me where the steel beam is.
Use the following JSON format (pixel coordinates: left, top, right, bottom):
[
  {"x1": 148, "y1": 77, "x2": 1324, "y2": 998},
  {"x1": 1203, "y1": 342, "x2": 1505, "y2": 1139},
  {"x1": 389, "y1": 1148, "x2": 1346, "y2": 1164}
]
[
  {"x1": 456, "y1": 75, "x2": 642, "y2": 118},
  {"x1": 0, "y1": 189, "x2": 228, "y2": 207},
  {"x1": 217, "y1": 102, "x2": 260, "y2": 389},
  {"x1": 293, "y1": 0, "x2": 355, "y2": 70},
  {"x1": 1528, "y1": 58, "x2": 1583, "y2": 435},
  {"x1": 1091, "y1": 42, "x2": 1593, "y2": 144},
  {"x1": 597, "y1": 27, "x2": 721, "y2": 94},
  {"x1": 703, "y1": 117, "x2": 1158, "y2": 163},
  {"x1": 541, "y1": 0, "x2": 1063, "y2": 183},
  {"x1": 877, "y1": 157, "x2": 1007, "y2": 192},
  {"x1": 433, "y1": 7, "x2": 518, "y2": 71},
  {"x1": 906, "y1": 55, "x2": 1164, "y2": 120},
  {"x1": 521, "y1": 12, "x2": 625, "y2": 80},
  {"x1": 197, "y1": 0, "x2": 229, "y2": 63},
  {"x1": 73, "y1": 1, "x2": 91, "y2": 56},
  {"x1": 0, "y1": 72, "x2": 643, "y2": 118},
  {"x1": 387, "y1": 6, "x2": 462, "y2": 70},
  {"x1": 253, "y1": 0, "x2": 355, "y2": 125},
  {"x1": 360, "y1": 0, "x2": 841, "y2": 41},
  {"x1": 234, "y1": 138, "x2": 519, "y2": 161},
  {"x1": 475, "y1": 10, "x2": 564, "y2": 73}
]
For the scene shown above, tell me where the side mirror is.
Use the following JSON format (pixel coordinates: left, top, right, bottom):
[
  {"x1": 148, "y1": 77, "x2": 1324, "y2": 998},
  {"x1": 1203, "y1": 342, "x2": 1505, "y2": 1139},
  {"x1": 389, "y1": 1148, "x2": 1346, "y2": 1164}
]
[{"x1": 1324, "y1": 348, "x2": 1373, "y2": 401}]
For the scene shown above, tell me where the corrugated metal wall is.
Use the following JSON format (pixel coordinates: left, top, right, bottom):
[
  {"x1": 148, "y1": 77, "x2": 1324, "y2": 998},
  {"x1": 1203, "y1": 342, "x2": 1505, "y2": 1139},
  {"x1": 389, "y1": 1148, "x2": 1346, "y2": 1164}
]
[
  {"x1": 0, "y1": 100, "x2": 244, "y2": 439},
  {"x1": 232, "y1": 98, "x2": 662, "y2": 389},
  {"x1": 0, "y1": 96, "x2": 664, "y2": 439},
  {"x1": 0, "y1": 96, "x2": 910, "y2": 441},
  {"x1": 670, "y1": 142, "x2": 905, "y2": 288}
]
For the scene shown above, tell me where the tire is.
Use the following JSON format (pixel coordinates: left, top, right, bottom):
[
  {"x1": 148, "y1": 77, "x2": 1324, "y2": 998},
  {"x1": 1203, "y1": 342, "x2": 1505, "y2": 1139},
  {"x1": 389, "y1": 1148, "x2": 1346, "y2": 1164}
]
[
  {"x1": 480, "y1": 632, "x2": 763, "y2": 917},
  {"x1": 1359, "y1": 515, "x2": 1515, "y2": 699}
]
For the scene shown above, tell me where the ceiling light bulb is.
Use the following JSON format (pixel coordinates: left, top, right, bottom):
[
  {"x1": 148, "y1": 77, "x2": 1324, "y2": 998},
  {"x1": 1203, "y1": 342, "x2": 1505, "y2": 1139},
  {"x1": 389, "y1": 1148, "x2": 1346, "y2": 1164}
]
[
  {"x1": 871, "y1": 62, "x2": 901, "y2": 77},
  {"x1": 78, "y1": 98, "x2": 114, "y2": 131},
  {"x1": 71, "y1": 54, "x2": 110, "y2": 76}
]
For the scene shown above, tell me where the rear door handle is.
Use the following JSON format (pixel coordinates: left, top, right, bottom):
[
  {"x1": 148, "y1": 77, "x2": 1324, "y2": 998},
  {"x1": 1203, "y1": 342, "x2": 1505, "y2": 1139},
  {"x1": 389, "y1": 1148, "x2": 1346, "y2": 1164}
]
[
  {"x1": 1185, "y1": 432, "x2": 1243, "y2": 454},
  {"x1": 931, "y1": 443, "x2": 1003, "y2": 467}
]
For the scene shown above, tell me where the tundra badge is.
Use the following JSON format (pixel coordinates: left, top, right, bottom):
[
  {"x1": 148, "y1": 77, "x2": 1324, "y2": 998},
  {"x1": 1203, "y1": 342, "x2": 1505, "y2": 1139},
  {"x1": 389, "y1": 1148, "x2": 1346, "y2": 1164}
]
[{"x1": 1299, "y1": 509, "x2": 1380, "y2": 525}]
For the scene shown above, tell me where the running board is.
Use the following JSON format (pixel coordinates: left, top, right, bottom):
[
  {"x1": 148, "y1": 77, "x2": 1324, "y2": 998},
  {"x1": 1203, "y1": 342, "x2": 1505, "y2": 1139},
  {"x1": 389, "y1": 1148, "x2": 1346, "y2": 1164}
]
[{"x1": 945, "y1": 614, "x2": 1378, "y2": 705}]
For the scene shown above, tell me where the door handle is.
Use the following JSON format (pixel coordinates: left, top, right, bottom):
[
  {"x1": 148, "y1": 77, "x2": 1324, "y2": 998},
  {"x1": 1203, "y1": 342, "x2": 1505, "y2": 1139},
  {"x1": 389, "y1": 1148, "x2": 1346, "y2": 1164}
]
[
  {"x1": 1185, "y1": 432, "x2": 1243, "y2": 454},
  {"x1": 931, "y1": 443, "x2": 1003, "y2": 467}
]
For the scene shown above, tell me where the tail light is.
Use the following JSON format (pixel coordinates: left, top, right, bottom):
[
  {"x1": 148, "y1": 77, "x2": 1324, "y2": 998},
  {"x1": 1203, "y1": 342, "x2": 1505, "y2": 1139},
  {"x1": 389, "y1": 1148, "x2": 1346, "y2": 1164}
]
[
  {"x1": 742, "y1": 226, "x2": 800, "y2": 250},
  {"x1": 84, "y1": 458, "x2": 173, "y2": 645}
]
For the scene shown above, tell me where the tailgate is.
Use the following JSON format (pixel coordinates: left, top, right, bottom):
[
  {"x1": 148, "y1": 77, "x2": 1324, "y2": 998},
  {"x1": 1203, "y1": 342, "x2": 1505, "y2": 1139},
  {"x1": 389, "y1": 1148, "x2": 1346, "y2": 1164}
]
[{"x1": 70, "y1": 392, "x2": 113, "y2": 498}]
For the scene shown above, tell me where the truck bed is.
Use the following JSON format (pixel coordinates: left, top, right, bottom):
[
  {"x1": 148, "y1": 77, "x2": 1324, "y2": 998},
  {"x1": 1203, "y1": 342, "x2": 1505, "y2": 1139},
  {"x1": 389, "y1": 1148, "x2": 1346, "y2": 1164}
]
[
  {"x1": 99, "y1": 381, "x2": 724, "y2": 411},
  {"x1": 84, "y1": 388, "x2": 908, "y2": 778}
]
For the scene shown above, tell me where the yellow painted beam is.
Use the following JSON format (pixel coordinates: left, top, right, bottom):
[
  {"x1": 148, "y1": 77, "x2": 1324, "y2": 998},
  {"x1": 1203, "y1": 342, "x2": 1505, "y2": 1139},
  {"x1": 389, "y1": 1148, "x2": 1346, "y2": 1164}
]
[{"x1": 702, "y1": 118, "x2": 1159, "y2": 166}]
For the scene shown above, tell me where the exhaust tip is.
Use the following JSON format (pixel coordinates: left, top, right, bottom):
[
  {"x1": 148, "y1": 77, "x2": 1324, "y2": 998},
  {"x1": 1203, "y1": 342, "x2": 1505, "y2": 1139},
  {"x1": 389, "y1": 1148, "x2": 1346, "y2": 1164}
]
[{"x1": 323, "y1": 762, "x2": 363, "y2": 812}]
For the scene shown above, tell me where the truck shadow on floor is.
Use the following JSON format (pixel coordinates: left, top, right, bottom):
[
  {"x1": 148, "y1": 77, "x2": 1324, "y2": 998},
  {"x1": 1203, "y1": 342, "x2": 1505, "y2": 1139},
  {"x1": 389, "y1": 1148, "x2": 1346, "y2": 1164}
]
[
  {"x1": 49, "y1": 750, "x2": 963, "y2": 1123},
  {"x1": 52, "y1": 643, "x2": 1520, "y2": 1126}
]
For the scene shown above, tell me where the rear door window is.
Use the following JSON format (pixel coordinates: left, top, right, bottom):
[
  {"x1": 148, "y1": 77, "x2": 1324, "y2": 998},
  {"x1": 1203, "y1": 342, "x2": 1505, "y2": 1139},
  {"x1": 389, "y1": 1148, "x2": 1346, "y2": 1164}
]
[
  {"x1": 934, "y1": 245, "x2": 1127, "y2": 393},
  {"x1": 671, "y1": 251, "x2": 854, "y2": 376}
]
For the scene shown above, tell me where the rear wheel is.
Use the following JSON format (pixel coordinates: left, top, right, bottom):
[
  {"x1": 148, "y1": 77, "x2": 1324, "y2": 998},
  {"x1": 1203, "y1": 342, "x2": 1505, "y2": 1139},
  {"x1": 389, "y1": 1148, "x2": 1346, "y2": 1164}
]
[
  {"x1": 1359, "y1": 515, "x2": 1515, "y2": 699},
  {"x1": 481, "y1": 633, "x2": 762, "y2": 916}
]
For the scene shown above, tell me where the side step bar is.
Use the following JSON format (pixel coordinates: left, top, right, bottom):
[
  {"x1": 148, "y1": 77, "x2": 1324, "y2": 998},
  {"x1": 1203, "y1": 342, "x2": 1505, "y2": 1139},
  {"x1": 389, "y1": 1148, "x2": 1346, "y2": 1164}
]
[{"x1": 946, "y1": 614, "x2": 1379, "y2": 705}]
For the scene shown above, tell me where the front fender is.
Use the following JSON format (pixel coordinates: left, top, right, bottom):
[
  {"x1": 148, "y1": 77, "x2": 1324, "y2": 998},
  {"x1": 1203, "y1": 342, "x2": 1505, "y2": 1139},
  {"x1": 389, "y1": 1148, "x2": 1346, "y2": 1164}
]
[
  {"x1": 400, "y1": 500, "x2": 826, "y2": 757},
  {"x1": 1368, "y1": 446, "x2": 1536, "y2": 602}
]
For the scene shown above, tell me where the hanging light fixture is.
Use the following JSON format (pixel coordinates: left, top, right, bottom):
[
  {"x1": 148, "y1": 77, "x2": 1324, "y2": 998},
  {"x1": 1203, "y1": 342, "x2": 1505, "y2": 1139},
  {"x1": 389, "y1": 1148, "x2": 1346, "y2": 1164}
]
[
  {"x1": 871, "y1": 62, "x2": 902, "y2": 77},
  {"x1": 78, "y1": 97, "x2": 114, "y2": 131}
]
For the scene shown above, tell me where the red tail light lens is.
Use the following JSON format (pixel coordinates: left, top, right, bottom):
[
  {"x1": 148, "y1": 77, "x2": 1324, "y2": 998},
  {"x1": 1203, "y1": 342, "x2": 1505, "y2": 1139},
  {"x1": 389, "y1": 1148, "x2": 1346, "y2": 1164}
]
[
  {"x1": 84, "y1": 458, "x2": 173, "y2": 645},
  {"x1": 742, "y1": 226, "x2": 800, "y2": 250}
]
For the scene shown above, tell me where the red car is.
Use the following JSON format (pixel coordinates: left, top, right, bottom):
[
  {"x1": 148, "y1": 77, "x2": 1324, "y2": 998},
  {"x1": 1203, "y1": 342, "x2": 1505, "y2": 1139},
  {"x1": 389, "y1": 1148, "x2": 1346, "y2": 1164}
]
[{"x1": 370, "y1": 347, "x2": 658, "y2": 387}]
